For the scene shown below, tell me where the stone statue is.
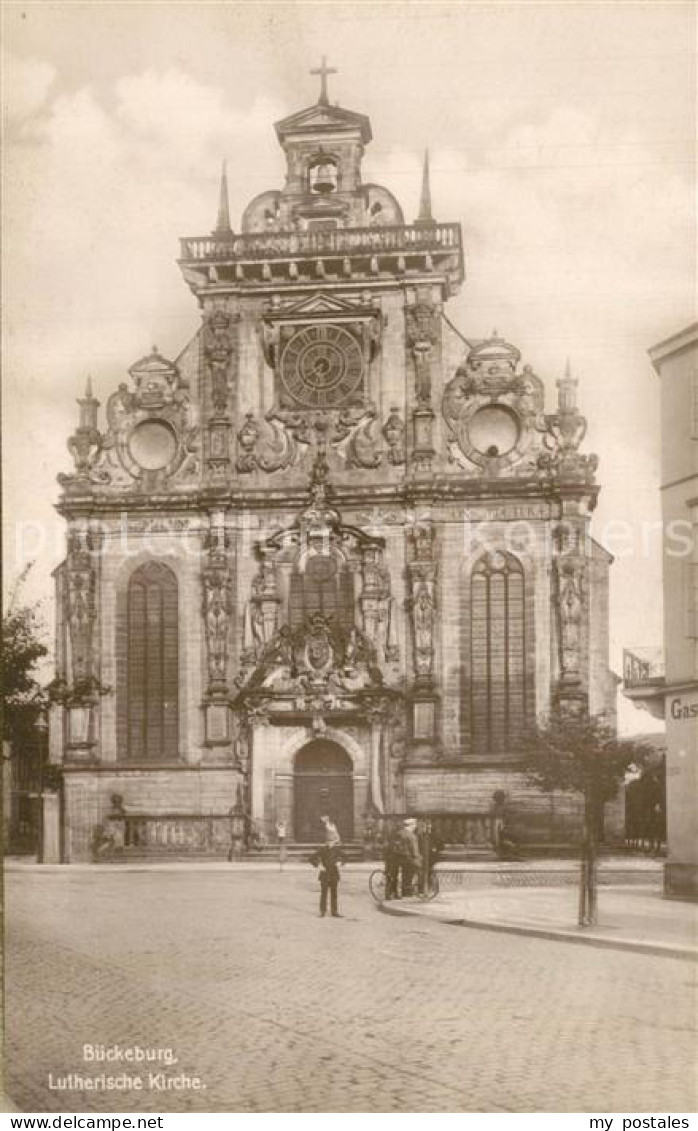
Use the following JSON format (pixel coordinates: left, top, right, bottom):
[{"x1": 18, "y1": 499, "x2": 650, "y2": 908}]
[
  {"x1": 204, "y1": 309, "x2": 235, "y2": 414},
  {"x1": 410, "y1": 566, "x2": 436, "y2": 679},
  {"x1": 557, "y1": 561, "x2": 584, "y2": 678}
]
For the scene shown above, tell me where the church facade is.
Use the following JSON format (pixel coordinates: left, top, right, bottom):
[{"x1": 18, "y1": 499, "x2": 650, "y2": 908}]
[{"x1": 52, "y1": 68, "x2": 615, "y2": 861}]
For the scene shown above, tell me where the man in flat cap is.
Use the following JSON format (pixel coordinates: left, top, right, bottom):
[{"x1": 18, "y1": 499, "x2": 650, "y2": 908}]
[{"x1": 396, "y1": 817, "x2": 422, "y2": 898}]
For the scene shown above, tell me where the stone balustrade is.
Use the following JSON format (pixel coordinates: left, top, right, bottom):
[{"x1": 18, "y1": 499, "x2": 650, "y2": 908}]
[
  {"x1": 365, "y1": 812, "x2": 497, "y2": 848},
  {"x1": 179, "y1": 222, "x2": 462, "y2": 264},
  {"x1": 106, "y1": 813, "x2": 234, "y2": 855}
]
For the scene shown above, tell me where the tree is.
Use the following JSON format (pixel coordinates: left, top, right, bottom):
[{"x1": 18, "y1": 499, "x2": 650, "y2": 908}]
[
  {"x1": 2, "y1": 565, "x2": 49, "y2": 753},
  {"x1": 519, "y1": 711, "x2": 656, "y2": 926}
]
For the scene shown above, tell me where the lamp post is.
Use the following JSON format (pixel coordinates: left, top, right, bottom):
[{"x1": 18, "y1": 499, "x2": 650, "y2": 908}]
[{"x1": 35, "y1": 708, "x2": 48, "y2": 864}]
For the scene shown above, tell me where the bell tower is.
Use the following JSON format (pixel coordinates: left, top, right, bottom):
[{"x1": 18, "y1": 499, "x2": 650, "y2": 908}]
[{"x1": 274, "y1": 56, "x2": 371, "y2": 223}]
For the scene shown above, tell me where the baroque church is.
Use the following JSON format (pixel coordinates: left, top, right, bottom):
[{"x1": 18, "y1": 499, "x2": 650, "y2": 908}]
[{"x1": 52, "y1": 63, "x2": 615, "y2": 860}]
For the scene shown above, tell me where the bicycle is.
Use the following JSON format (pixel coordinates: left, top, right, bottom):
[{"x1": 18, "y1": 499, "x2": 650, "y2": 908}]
[{"x1": 368, "y1": 867, "x2": 440, "y2": 903}]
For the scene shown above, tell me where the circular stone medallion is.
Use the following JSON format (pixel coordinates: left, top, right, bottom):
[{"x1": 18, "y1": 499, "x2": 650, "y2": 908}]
[
  {"x1": 128, "y1": 420, "x2": 177, "y2": 470},
  {"x1": 468, "y1": 405, "x2": 520, "y2": 457}
]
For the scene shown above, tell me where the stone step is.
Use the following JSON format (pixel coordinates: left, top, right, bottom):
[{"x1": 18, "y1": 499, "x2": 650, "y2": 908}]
[{"x1": 252, "y1": 842, "x2": 366, "y2": 861}]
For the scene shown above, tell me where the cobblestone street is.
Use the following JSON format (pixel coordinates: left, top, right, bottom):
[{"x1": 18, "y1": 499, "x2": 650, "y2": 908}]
[{"x1": 5, "y1": 867, "x2": 696, "y2": 1113}]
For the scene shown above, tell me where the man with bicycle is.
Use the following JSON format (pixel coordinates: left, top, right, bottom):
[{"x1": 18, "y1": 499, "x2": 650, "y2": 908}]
[{"x1": 396, "y1": 818, "x2": 421, "y2": 897}]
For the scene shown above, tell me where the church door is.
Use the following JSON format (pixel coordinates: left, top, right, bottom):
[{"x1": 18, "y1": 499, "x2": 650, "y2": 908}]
[{"x1": 293, "y1": 740, "x2": 354, "y2": 843}]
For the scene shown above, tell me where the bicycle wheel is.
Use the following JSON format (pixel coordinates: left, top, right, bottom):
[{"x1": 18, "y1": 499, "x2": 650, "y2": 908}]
[{"x1": 369, "y1": 869, "x2": 387, "y2": 903}]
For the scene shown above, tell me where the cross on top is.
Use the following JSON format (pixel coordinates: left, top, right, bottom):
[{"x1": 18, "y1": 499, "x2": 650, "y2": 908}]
[{"x1": 310, "y1": 56, "x2": 337, "y2": 106}]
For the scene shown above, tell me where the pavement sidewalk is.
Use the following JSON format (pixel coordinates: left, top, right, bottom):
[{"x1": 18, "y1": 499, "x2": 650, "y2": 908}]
[
  {"x1": 3, "y1": 855, "x2": 665, "y2": 873},
  {"x1": 381, "y1": 883, "x2": 698, "y2": 960}
]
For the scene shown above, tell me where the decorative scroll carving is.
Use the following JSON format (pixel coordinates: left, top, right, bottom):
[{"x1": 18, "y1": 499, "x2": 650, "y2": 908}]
[
  {"x1": 330, "y1": 405, "x2": 382, "y2": 469},
  {"x1": 236, "y1": 410, "x2": 310, "y2": 474},
  {"x1": 442, "y1": 336, "x2": 598, "y2": 487},
  {"x1": 60, "y1": 350, "x2": 199, "y2": 491},
  {"x1": 239, "y1": 613, "x2": 383, "y2": 699},
  {"x1": 236, "y1": 404, "x2": 390, "y2": 475},
  {"x1": 442, "y1": 334, "x2": 545, "y2": 475}
]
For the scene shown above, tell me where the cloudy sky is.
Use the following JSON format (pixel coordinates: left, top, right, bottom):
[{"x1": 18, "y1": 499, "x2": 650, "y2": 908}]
[{"x1": 3, "y1": 2, "x2": 695, "y2": 730}]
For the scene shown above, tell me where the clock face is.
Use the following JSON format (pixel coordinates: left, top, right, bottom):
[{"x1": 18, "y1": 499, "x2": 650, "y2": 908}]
[{"x1": 279, "y1": 324, "x2": 365, "y2": 408}]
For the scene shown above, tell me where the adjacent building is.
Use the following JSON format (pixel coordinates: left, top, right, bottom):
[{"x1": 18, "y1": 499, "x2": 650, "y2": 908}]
[
  {"x1": 50, "y1": 67, "x2": 615, "y2": 861},
  {"x1": 624, "y1": 322, "x2": 698, "y2": 898}
]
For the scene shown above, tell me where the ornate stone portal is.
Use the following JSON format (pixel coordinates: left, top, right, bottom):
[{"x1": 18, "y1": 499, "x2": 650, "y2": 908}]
[{"x1": 236, "y1": 456, "x2": 403, "y2": 815}]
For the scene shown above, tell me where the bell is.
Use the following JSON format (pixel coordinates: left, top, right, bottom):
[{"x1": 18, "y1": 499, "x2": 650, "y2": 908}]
[{"x1": 311, "y1": 162, "x2": 337, "y2": 194}]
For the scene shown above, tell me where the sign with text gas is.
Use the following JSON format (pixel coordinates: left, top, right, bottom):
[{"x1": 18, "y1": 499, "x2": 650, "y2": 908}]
[{"x1": 670, "y1": 691, "x2": 698, "y2": 721}]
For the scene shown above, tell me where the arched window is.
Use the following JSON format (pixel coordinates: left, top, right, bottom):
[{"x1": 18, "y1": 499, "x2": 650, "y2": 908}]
[
  {"x1": 288, "y1": 553, "x2": 354, "y2": 630},
  {"x1": 470, "y1": 552, "x2": 528, "y2": 753},
  {"x1": 118, "y1": 562, "x2": 178, "y2": 762}
]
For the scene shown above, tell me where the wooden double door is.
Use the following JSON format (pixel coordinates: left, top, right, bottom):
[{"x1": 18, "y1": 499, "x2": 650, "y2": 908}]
[{"x1": 293, "y1": 739, "x2": 354, "y2": 843}]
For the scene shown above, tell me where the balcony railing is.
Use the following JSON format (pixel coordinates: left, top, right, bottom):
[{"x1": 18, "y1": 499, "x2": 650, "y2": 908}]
[
  {"x1": 623, "y1": 647, "x2": 665, "y2": 688},
  {"x1": 179, "y1": 222, "x2": 462, "y2": 264}
]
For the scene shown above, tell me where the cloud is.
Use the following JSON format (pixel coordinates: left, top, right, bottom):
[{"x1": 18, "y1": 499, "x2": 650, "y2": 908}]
[
  {"x1": 3, "y1": 54, "x2": 56, "y2": 125},
  {"x1": 4, "y1": 67, "x2": 287, "y2": 368},
  {"x1": 115, "y1": 68, "x2": 284, "y2": 177}
]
